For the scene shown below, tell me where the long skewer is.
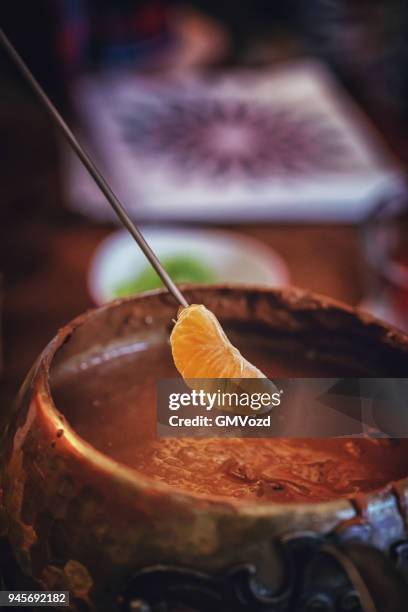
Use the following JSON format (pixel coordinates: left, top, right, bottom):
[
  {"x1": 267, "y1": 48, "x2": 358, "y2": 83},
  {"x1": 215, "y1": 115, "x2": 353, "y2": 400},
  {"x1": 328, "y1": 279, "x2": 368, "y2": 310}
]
[{"x1": 0, "y1": 28, "x2": 189, "y2": 309}]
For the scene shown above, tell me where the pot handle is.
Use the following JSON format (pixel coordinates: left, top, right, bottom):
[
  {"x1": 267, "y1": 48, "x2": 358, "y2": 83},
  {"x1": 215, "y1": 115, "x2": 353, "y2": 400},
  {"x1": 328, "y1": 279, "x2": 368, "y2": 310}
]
[{"x1": 320, "y1": 541, "x2": 408, "y2": 612}]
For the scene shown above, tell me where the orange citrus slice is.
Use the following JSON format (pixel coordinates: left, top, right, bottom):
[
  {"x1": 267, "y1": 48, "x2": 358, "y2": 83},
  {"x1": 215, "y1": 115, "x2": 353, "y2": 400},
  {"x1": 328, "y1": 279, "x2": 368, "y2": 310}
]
[{"x1": 170, "y1": 304, "x2": 266, "y2": 378}]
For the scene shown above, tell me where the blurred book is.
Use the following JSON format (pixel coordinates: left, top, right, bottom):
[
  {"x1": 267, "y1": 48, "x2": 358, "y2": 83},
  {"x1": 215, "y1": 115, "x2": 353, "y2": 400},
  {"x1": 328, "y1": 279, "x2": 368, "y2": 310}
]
[{"x1": 64, "y1": 60, "x2": 405, "y2": 222}]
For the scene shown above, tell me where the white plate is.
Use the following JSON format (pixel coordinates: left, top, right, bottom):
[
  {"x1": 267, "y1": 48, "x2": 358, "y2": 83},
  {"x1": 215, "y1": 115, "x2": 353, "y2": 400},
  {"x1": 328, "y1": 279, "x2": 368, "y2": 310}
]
[{"x1": 88, "y1": 227, "x2": 289, "y2": 305}]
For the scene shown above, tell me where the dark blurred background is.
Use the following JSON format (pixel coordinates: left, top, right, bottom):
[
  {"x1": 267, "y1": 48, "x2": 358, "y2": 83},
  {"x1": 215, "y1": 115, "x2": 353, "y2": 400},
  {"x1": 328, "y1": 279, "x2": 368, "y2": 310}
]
[{"x1": 1, "y1": 0, "x2": 408, "y2": 419}]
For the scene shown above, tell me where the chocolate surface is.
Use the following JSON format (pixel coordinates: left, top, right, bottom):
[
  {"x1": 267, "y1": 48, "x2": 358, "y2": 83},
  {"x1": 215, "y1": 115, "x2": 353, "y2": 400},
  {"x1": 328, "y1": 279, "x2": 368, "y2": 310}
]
[{"x1": 52, "y1": 320, "x2": 408, "y2": 504}]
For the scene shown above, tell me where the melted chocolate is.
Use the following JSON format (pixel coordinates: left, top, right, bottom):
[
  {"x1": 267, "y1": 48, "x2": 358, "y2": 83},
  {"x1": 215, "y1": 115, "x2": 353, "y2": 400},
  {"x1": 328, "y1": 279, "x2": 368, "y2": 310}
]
[{"x1": 51, "y1": 329, "x2": 408, "y2": 504}]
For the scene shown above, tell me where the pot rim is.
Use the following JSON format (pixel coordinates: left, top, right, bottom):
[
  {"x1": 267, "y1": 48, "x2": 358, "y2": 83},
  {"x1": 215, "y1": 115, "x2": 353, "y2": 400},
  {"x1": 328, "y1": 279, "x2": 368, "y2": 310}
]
[{"x1": 34, "y1": 283, "x2": 408, "y2": 519}]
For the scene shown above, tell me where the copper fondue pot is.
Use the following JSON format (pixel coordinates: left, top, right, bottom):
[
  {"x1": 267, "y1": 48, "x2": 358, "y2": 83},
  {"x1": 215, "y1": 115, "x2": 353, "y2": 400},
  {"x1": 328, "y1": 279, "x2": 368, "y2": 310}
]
[{"x1": 1, "y1": 286, "x2": 408, "y2": 612}]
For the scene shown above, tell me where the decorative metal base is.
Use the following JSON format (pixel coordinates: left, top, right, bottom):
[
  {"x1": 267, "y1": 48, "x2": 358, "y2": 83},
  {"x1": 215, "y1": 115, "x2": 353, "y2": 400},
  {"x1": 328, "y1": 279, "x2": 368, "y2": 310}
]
[{"x1": 117, "y1": 534, "x2": 373, "y2": 612}]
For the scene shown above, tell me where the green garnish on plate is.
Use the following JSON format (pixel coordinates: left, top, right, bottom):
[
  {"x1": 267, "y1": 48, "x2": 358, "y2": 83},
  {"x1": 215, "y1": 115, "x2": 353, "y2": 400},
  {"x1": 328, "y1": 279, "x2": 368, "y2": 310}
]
[{"x1": 113, "y1": 255, "x2": 216, "y2": 297}]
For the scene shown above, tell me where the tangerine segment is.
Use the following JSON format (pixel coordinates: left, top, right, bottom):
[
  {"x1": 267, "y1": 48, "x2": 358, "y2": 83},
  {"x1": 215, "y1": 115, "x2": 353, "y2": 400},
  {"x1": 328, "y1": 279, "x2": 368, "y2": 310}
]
[{"x1": 170, "y1": 304, "x2": 266, "y2": 378}]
